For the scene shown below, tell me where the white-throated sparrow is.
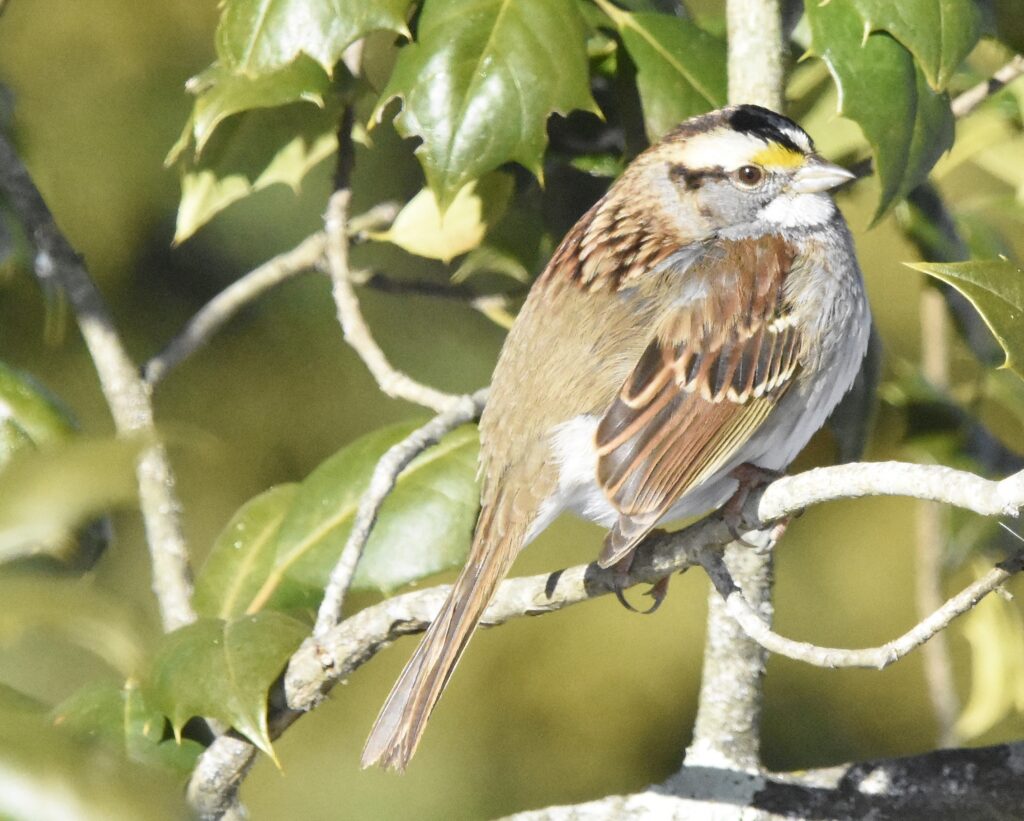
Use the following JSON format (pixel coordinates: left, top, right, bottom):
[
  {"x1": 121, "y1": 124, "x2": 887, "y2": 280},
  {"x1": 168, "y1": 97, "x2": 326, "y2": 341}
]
[{"x1": 363, "y1": 104, "x2": 871, "y2": 770}]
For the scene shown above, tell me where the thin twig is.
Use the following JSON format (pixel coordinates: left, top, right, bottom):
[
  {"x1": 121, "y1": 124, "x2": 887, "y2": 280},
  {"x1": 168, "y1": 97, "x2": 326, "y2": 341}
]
[
  {"x1": 325, "y1": 189, "x2": 465, "y2": 413},
  {"x1": 144, "y1": 233, "x2": 327, "y2": 385},
  {"x1": 0, "y1": 134, "x2": 196, "y2": 631},
  {"x1": 699, "y1": 547, "x2": 1024, "y2": 669},
  {"x1": 312, "y1": 389, "x2": 487, "y2": 637},
  {"x1": 951, "y1": 54, "x2": 1024, "y2": 119}
]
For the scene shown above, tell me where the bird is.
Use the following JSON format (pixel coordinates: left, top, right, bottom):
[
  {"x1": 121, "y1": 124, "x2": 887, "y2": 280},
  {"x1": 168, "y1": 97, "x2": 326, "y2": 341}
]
[{"x1": 362, "y1": 104, "x2": 872, "y2": 770}]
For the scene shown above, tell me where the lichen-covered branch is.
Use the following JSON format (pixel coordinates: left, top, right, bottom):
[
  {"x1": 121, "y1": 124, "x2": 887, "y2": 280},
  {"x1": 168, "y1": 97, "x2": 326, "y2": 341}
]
[{"x1": 0, "y1": 134, "x2": 196, "y2": 631}]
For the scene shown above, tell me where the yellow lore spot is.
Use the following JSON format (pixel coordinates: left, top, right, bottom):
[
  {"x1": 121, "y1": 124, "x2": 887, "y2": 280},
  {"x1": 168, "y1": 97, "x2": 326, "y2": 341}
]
[{"x1": 751, "y1": 143, "x2": 805, "y2": 169}]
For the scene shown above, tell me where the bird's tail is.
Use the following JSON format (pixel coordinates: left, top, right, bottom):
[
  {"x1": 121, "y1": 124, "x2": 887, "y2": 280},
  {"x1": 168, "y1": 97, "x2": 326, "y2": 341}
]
[{"x1": 361, "y1": 499, "x2": 524, "y2": 770}]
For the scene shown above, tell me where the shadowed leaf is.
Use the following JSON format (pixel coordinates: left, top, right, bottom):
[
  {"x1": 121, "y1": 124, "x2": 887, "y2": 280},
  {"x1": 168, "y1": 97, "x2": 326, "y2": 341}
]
[
  {"x1": 596, "y1": 1, "x2": 726, "y2": 141},
  {"x1": 807, "y1": 0, "x2": 954, "y2": 221},
  {"x1": 146, "y1": 613, "x2": 308, "y2": 757}
]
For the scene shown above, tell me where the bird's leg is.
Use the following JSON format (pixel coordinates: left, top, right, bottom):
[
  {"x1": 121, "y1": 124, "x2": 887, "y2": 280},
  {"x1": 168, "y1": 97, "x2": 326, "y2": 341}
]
[{"x1": 722, "y1": 463, "x2": 784, "y2": 548}]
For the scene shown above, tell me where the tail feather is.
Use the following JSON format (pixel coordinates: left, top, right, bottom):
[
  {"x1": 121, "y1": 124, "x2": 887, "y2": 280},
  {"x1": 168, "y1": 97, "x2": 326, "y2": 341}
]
[{"x1": 361, "y1": 503, "x2": 523, "y2": 770}]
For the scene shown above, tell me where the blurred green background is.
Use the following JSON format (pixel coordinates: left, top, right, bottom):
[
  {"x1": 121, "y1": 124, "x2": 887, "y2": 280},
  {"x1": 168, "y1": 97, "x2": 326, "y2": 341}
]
[{"x1": 1, "y1": 2, "x2": 1022, "y2": 819}]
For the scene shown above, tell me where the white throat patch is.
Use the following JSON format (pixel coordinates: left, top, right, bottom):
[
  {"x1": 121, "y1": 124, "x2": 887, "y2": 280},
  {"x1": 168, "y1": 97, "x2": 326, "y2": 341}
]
[{"x1": 758, "y1": 192, "x2": 835, "y2": 229}]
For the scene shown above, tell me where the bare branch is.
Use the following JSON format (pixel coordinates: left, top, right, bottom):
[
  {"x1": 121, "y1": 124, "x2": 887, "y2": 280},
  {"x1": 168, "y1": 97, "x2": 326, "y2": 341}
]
[
  {"x1": 325, "y1": 189, "x2": 466, "y2": 413},
  {"x1": 0, "y1": 134, "x2": 196, "y2": 631},
  {"x1": 951, "y1": 54, "x2": 1024, "y2": 119},
  {"x1": 312, "y1": 388, "x2": 488, "y2": 637},
  {"x1": 700, "y1": 545, "x2": 1024, "y2": 669},
  {"x1": 144, "y1": 232, "x2": 327, "y2": 385}
]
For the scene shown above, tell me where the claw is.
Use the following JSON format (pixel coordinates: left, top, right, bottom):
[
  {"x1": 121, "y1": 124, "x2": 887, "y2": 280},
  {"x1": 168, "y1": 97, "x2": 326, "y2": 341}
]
[
  {"x1": 610, "y1": 554, "x2": 670, "y2": 614},
  {"x1": 723, "y1": 462, "x2": 785, "y2": 544}
]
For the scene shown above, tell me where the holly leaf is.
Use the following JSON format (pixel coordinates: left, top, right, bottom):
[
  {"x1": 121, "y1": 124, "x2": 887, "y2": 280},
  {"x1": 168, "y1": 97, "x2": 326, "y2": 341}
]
[
  {"x1": 375, "y1": 0, "x2": 598, "y2": 207},
  {"x1": 0, "y1": 362, "x2": 74, "y2": 459},
  {"x1": 216, "y1": 0, "x2": 412, "y2": 77},
  {"x1": 171, "y1": 99, "x2": 338, "y2": 243},
  {"x1": 906, "y1": 258, "x2": 1024, "y2": 380},
  {"x1": 244, "y1": 421, "x2": 480, "y2": 613},
  {"x1": 848, "y1": 0, "x2": 981, "y2": 91},
  {"x1": 808, "y1": 0, "x2": 954, "y2": 220},
  {"x1": 179, "y1": 56, "x2": 332, "y2": 156},
  {"x1": 595, "y1": 1, "x2": 726, "y2": 141},
  {"x1": 52, "y1": 682, "x2": 203, "y2": 775},
  {"x1": 146, "y1": 613, "x2": 308, "y2": 758},
  {"x1": 193, "y1": 484, "x2": 298, "y2": 619},
  {"x1": 368, "y1": 173, "x2": 513, "y2": 263}
]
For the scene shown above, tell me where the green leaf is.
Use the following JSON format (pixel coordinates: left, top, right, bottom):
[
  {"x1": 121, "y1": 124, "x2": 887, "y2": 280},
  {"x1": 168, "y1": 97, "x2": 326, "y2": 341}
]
[
  {"x1": 247, "y1": 421, "x2": 479, "y2": 612},
  {"x1": 172, "y1": 100, "x2": 338, "y2": 243},
  {"x1": 0, "y1": 362, "x2": 74, "y2": 462},
  {"x1": 376, "y1": 0, "x2": 598, "y2": 207},
  {"x1": 848, "y1": 0, "x2": 981, "y2": 91},
  {"x1": 369, "y1": 173, "x2": 513, "y2": 263},
  {"x1": 0, "y1": 436, "x2": 143, "y2": 564},
  {"x1": 216, "y1": 0, "x2": 412, "y2": 77},
  {"x1": 146, "y1": 613, "x2": 307, "y2": 757},
  {"x1": 184, "y1": 56, "x2": 332, "y2": 155},
  {"x1": 52, "y1": 681, "x2": 203, "y2": 775},
  {"x1": 807, "y1": 0, "x2": 954, "y2": 221},
  {"x1": 906, "y1": 258, "x2": 1024, "y2": 380},
  {"x1": 0, "y1": 578, "x2": 144, "y2": 677},
  {"x1": 194, "y1": 483, "x2": 299, "y2": 619},
  {"x1": 0, "y1": 708, "x2": 188, "y2": 821},
  {"x1": 595, "y1": 1, "x2": 726, "y2": 142}
]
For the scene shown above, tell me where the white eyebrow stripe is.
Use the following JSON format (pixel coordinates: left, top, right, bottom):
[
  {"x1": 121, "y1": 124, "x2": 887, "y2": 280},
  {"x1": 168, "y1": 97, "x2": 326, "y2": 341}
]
[{"x1": 677, "y1": 129, "x2": 770, "y2": 170}]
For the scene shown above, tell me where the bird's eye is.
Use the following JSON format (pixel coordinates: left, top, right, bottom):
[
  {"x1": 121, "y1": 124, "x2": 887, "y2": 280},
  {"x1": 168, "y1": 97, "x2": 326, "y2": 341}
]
[{"x1": 735, "y1": 165, "x2": 764, "y2": 187}]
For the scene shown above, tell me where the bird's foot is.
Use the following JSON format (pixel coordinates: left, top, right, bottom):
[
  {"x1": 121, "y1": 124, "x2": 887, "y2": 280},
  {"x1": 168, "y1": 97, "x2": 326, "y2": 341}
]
[
  {"x1": 723, "y1": 463, "x2": 784, "y2": 547},
  {"x1": 611, "y1": 552, "x2": 671, "y2": 614}
]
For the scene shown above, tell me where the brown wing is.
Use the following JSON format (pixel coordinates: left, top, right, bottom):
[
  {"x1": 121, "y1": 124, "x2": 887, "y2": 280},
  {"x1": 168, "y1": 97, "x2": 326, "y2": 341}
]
[{"x1": 595, "y1": 237, "x2": 803, "y2": 566}]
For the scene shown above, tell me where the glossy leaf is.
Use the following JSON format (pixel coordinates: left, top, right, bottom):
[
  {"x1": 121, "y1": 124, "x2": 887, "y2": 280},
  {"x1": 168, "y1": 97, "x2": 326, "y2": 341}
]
[
  {"x1": 194, "y1": 483, "x2": 298, "y2": 619},
  {"x1": 807, "y1": 0, "x2": 954, "y2": 220},
  {"x1": 216, "y1": 0, "x2": 411, "y2": 77},
  {"x1": 52, "y1": 681, "x2": 203, "y2": 775},
  {"x1": 0, "y1": 578, "x2": 145, "y2": 675},
  {"x1": 172, "y1": 100, "x2": 337, "y2": 242},
  {"x1": 182, "y1": 56, "x2": 332, "y2": 155},
  {"x1": 245, "y1": 422, "x2": 480, "y2": 612},
  {"x1": 0, "y1": 436, "x2": 143, "y2": 564},
  {"x1": 0, "y1": 708, "x2": 188, "y2": 821},
  {"x1": 849, "y1": 0, "x2": 981, "y2": 90},
  {"x1": 369, "y1": 173, "x2": 513, "y2": 263},
  {"x1": 906, "y1": 258, "x2": 1024, "y2": 380},
  {"x1": 146, "y1": 612, "x2": 308, "y2": 757},
  {"x1": 595, "y1": 1, "x2": 726, "y2": 141},
  {"x1": 376, "y1": 0, "x2": 597, "y2": 207}
]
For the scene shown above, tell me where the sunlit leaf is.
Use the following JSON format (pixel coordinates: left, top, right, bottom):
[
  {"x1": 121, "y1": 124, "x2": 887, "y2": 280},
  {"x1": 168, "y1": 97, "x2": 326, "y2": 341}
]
[
  {"x1": 216, "y1": 0, "x2": 412, "y2": 77},
  {"x1": 182, "y1": 56, "x2": 332, "y2": 155},
  {"x1": 848, "y1": 0, "x2": 981, "y2": 90},
  {"x1": 0, "y1": 708, "x2": 188, "y2": 821},
  {"x1": 369, "y1": 173, "x2": 513, "y2": 263},
  {"x1": 595, "y1": 1, "x2": 726, "y2": 141},
  {"x1": 244, "y1": 422, "x2": 480, "y2": 613},
  {"x1": 907, "y1": 258, "x2": 1024, "y2": 380},
  {"x1": 52, "y1": 681, "x2": 202, "y2": 775},
  {"x1": 146, "y1": 613, "x2": 307, "y2": 758},
  {"x1": 955, "y1": 570, "x2": 1024, "y2": 738},
  {"x1": 0, "y1": 436, "x2": 144, "y2": 564},
  {"x1": 0, "y1": 362, "x2": 74, "y2": 460},
  {"x1": 194, "y1": 484, "x2": 299, "y2": 619},
  {"x1": 173, "y1": 100, "x2": 338, "y2": 242},
  {"x1": 807, "y1": 0, "x2": 954, "y2": 220},
  {"x1": 375, "y1": 0, "x2": 598, "y2": 207}
]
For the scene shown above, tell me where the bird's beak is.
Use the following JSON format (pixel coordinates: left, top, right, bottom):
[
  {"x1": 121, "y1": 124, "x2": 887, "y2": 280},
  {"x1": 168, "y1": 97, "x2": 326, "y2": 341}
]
[{"x1": 790, "y1": 158, "x2": 856, "y2": 194}]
